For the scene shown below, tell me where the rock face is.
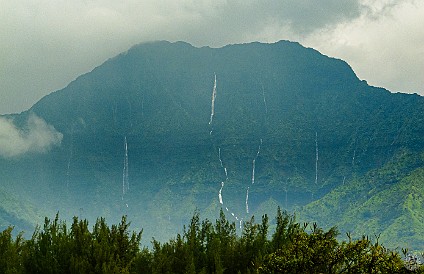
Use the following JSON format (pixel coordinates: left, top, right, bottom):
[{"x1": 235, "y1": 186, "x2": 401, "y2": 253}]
[{"x1": 1, "y1": 40, "x2": 423, "y2": 248}]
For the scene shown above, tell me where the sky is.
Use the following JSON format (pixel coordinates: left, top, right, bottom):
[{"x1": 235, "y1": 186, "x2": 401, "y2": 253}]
[{"x1": 1, "y1": 0, "x2": 423, "y2": 115}]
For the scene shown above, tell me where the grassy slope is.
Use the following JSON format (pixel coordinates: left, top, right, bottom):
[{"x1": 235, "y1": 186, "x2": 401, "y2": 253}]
[{"x1": 299, "y1": 151, "x2": 424, "y2": 250}]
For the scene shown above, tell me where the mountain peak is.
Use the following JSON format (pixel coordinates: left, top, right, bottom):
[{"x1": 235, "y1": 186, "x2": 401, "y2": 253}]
[{"x1": 2, "y1": 40, "x2": 423, "y2": 248}]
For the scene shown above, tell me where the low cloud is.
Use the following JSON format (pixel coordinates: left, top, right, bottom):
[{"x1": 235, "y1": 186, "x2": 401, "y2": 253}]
[
  {"x1": 0, "y1": 0, "x2": 423, "y2": 114},
  {"x1": 303, "y1": 0, "x2": 424, "y2": 94},
  {"x1": 0, "y1": 114, "x2": 63, "y2": 158}
]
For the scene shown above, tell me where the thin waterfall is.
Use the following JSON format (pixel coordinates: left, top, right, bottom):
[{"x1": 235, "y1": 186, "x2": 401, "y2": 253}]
[{"x1": 122, "y1": 136, "x2": 129, "y2": 199}]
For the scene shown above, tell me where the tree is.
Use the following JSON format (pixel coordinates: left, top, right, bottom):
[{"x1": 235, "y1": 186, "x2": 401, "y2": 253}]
[
  {"x1": 0, "y1": 226, "x2": 24, "y2": 274},
  {"x1": 2, "y1": 211, "x2": 423, "y2": 274},
  {"x1": 270, "y1": 206, "x2": 299, "y2": 252}
]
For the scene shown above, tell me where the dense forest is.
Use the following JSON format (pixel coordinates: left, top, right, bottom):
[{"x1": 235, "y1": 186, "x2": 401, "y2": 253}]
[{"x1": 1, "y1": 209, "x2": 422, "y2": 273}]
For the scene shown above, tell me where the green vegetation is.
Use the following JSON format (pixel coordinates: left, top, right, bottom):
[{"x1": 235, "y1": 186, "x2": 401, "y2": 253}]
[
  {"x1": 1, "y1": 40, "x2": 424, "y2": 252},
  {"x1": 299, "y1": 151, "x2": 424, "y2": 250},
  {"x1": 1, "y1": 209, "x2": 422, "y2": 274}
]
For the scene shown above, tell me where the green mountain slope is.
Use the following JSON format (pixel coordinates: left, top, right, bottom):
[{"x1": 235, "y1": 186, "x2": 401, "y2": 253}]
[
  {"x1": 300, "y1": 150, "x2": 424, "y2": 250},
  {"x1": 0, "y1": 40, "x2": 423, "y2": 247},
  {"x1": 0, "y1": 186, "x2": 41, "y2": 234}
]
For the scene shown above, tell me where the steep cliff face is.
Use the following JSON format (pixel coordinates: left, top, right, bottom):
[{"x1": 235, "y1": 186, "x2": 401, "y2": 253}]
[{"x1": 1, "y1": 40, "x2": 423, "y2": 247}]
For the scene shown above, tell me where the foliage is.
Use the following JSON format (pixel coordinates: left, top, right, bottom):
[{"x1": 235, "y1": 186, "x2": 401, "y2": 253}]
[
  {"x1": 1, "y1": 40, "x2": 424, "y2": 250},
  {"x1": 1, "y1": 214, "x2": 141, "y2": 274},
  {"x1": 1, "y1": 210, "x2": 422, "y2": 274},
  {"x1": 299, "y1": 153, "x2": 424, "y2": 250}
]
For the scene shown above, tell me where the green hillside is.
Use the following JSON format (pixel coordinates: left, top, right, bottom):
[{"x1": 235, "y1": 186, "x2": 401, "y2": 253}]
[
  {"x1": 0, "y1": 186, "x2": 40, "y2": 234},
  {"x1": 0, "y1": 40, "x2": 423, "y2": 247},
  {"x1": 300, "y1": 150, "x2": 424, "y2": 250}
]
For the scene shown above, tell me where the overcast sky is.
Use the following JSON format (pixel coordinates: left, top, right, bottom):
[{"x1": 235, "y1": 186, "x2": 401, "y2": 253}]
[{"x1": 1, "y1": 0, "x2": 423, "y2": 114}]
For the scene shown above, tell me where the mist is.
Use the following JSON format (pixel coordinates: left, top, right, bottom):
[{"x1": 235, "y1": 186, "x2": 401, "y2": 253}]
[
  {"x1": 1, "y1": 0, "x2": 423, "y2": 114},
  {"x1": 0, "y1": 114, "x2": 63, "y2": 158}
]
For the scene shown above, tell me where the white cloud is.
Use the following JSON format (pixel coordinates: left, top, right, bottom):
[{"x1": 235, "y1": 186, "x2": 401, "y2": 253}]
[
  {"x1": 0, "y1": 114, "x2": 63, "y2": 158},
  {"x1": 0, "y1": 0, "x2": 422, "y2": 114},
  {"x1": 303, "y1": 0, "x2": 424, "y2": 93}
]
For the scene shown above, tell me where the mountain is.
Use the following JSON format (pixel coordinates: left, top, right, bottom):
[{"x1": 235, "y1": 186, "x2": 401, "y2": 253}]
[
  {"x1": 300, "y1": 149, "x2": 424, "y2": 249},
  {"x1": 0, "y1": 40, "x2": 423, "y2": 248}
]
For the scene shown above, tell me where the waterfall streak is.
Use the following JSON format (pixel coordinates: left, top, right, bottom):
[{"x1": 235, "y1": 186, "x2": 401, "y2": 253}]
[
  {"x1": 122, "y1": 136, "x2": 129, "y2": 199},
  {"x1": 251, "y1": 139, "x2": 262, "y2": 185},
  {"x1": 245, "y1": 187, "x2": 250, "y2": 214},
  {"x1": 352, "y1": 148, "x2": 356, "y2": 167},
  {"x1": 66, "y1": 154, "x2": 72, "y2": 188},
  {"x1": 258, "y1": 138, "x2": 262, "y2": 156},
  {"x1": 218, "y1": 182, "x2": 224, "y2": 204},
  {"x1": 251, "y1": 160, "x2": 256, "y2": 185},
  {"x1": 209, "y1": 74, "x2": 217, "y2": 125},
  {"x1": 315, "y1": 132, "x2": 318, "y2": 185},
  {"x1": 218, "y1": 147, "x2": 224, "y2": 167},
  {"x1": 208, "y1": 74, "x2": 243, "y2": 226}
]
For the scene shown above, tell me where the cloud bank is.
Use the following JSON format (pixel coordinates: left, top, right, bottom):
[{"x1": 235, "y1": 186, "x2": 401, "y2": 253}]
[
  {"x1": 304, "y1": 0, "x2": 424, "y2": 94},
  {"x1": 0, "y1": 0, "x2": 423, "y2": 114},
  {"x1": 0, "y1": 114, "x2": 63, "y2": 158}
]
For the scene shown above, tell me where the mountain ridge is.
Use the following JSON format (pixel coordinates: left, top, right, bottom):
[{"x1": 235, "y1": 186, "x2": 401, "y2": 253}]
[{"x1": 0, "y1": 40, "x2": 423, "y2": 249}]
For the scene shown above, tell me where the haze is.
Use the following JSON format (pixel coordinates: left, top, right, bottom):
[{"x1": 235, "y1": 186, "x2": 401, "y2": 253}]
[{"x1": 1, "y1": 0, "x2": 423, "y2": 114}]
